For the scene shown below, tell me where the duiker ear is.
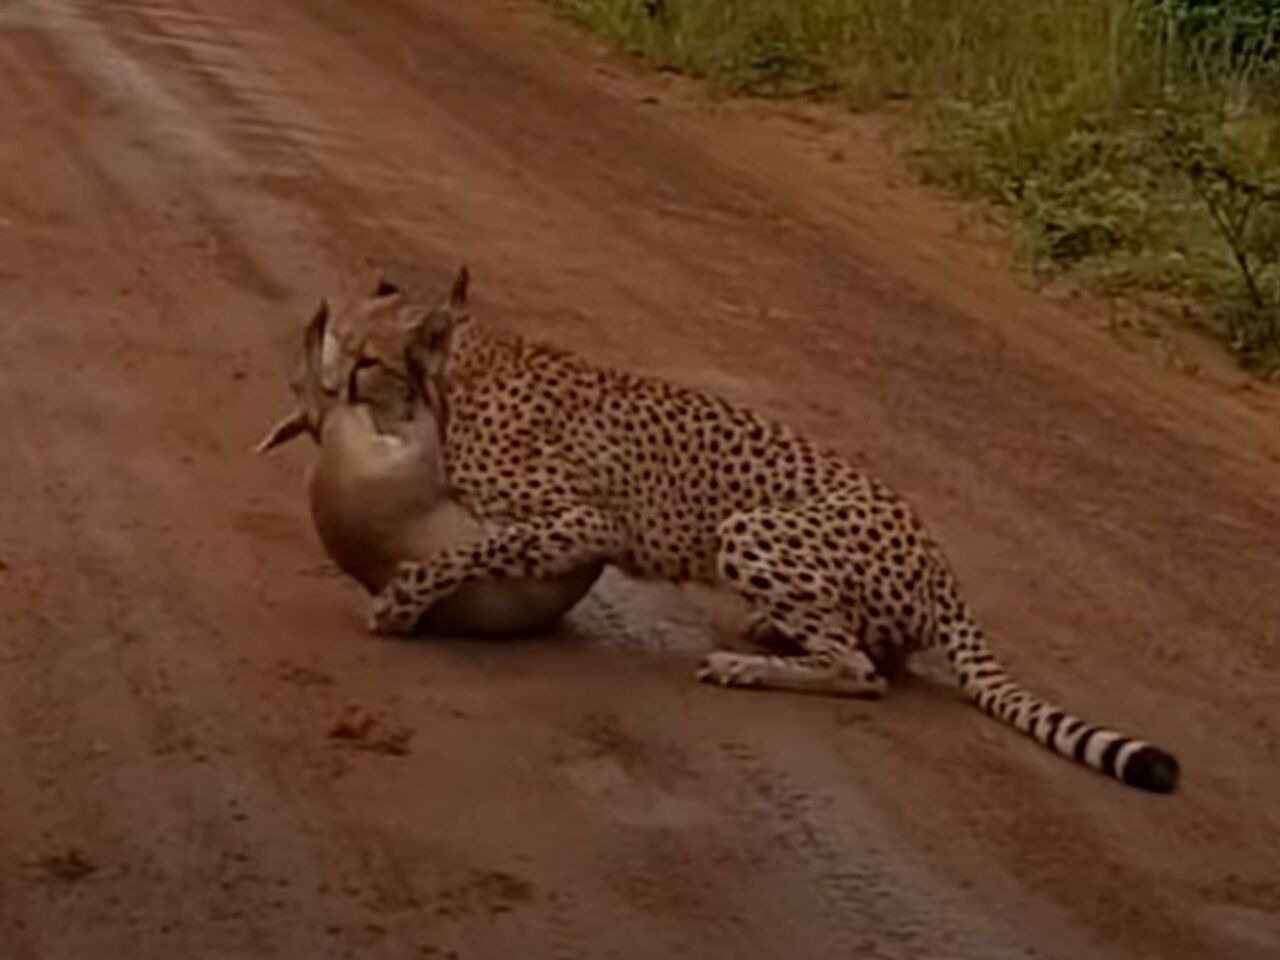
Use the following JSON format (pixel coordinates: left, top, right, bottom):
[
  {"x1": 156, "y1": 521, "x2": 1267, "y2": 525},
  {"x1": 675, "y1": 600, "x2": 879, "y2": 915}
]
[
  {"x1": 301, "y1": 298, "x2": 345, "y2": 393},
  {"x1": 449, "y1": 264, "x2": 469, "y2": 309},
  {"x1": 302, "y1": 299, "x2": 329, "y2": 374},
  {"x1": 255, "y1": 408, "x2": 309, "y2": 454},
  {"x1": 318, "y1": 326, "x2": 344, "y2": 392}
]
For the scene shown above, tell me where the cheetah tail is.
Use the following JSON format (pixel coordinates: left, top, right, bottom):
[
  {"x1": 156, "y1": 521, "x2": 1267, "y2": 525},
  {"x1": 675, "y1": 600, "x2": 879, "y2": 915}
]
[{"x1": 943, "y1": 616, "x2": 1180, "y2": 794}]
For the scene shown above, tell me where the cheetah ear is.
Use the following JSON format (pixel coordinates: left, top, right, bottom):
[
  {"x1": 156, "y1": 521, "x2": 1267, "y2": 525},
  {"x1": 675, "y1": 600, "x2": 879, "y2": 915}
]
[
  {"x1": 407, "y1": 305, "x2": 452, "y2": 352},
  {"x1": 402, "y1": 342, "x2": 447, "y2": 420},
  {"x1": 449, "y1": 264, "x2": 469, "y2": 309},
  {"x1": 402, "y1": 305, "x2": 455, "y2": 382}
]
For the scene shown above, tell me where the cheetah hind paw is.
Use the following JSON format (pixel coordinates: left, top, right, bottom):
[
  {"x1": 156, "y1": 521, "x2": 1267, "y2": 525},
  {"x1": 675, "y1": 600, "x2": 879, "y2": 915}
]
[
  {"x1": 696, "y1": 649, "x2": 889, "y2": 698},
  {"x1": 696, "y1": 651, "x2": 769, "y2": 688}
]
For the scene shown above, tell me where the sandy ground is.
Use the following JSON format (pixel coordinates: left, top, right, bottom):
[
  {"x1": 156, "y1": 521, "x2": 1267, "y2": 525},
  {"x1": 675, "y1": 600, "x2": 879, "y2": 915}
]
[{"x1": 1, "y1": 1, "x2": 1279, "y2": 958}]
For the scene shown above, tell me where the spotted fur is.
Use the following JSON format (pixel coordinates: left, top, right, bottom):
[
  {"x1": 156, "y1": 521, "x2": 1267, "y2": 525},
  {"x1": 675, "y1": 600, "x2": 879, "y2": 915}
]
[{"x1": 361, "y1": 267, "x2": 1179, "y2": 793}]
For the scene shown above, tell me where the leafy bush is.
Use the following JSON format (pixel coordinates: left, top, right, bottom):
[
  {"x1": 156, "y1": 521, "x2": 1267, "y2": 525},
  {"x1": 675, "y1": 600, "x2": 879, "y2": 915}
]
[
  {"x1": 547, "y1": 0, "x2": 1280, "y2": 373},
  {"x1": 1151, "y1": 0, "x2": 1280, "y2": 61}
]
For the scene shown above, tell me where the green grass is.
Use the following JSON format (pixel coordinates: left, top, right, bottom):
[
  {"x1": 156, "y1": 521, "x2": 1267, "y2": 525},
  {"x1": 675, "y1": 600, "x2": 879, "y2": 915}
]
[{"x1": 546, "y1": 0, "x2": 1280, "y2": 375}]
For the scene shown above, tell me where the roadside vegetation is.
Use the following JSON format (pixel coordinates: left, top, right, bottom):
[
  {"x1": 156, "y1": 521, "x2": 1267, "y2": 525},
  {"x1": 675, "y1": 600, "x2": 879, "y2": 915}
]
[{"x1": 547, "y1": 0, "x2": 1280, "y2": 375}]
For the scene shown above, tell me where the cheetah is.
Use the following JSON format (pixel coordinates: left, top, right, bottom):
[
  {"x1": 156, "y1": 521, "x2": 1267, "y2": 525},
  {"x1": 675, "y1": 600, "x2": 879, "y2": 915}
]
[
  {"x1": 257, "y1": 282, "x2": 601, "y2": 635},
  {"x1": 349, "y1": 266, "x2": 1180, "y2": 793}
]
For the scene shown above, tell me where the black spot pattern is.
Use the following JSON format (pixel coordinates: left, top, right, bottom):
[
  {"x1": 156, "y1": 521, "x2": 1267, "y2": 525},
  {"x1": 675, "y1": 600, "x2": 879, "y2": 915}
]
[{"x1": 345, "y1": 295, "x2": 1179, "y2": 794}]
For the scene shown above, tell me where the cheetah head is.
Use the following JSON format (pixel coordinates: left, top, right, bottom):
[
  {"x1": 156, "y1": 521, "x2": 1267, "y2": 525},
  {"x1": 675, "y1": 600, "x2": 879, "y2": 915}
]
[
  {"x1": 255, "y1": 266, "x2": 469, "y2": 453},
  {"x1": 342, "y1": 265, "x2": 471, "y2": 387}
]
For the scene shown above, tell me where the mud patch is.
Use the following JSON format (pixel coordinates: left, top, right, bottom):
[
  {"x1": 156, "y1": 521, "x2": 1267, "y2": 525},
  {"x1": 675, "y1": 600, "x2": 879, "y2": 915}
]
[
  {"x1": 327, "y1": 702, "x2": 415, "y2": 756},
  {"x1": 429, "y1": 869, "x2": 535, "y2": 919},
  {"x1": 25, "y1": 848, "x2": 98, "y2": 885}
]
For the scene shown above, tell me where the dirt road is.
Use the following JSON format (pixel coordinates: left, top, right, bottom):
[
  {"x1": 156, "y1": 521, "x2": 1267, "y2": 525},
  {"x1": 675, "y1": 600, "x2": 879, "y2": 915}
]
[{"x1": 1, "y1": 1, "x2": 1278, "y2": 957}]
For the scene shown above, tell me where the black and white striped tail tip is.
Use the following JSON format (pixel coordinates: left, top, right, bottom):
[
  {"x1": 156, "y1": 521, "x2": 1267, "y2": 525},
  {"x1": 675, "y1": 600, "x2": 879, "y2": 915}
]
[{"x1": 1122, "y1": 746, "x2": 1180, "y2": 794}]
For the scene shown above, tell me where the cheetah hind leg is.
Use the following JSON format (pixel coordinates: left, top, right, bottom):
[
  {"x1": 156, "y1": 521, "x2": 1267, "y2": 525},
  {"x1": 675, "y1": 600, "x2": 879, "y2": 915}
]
[
  {"x1": 701, "y1": 612, "x2": 888, "y2": 695},
  {"x1": 701, "y1": 506, "x2": 889, "y2": 698}
]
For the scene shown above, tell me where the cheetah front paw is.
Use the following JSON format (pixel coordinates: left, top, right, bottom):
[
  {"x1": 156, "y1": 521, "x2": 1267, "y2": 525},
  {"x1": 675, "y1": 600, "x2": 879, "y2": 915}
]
[
  {"x1": 365, "y1": 589, "x2": 421, "y2": 637},
  {"x1": 696, "y1": 651, "x2": 766, "y2": 688}
]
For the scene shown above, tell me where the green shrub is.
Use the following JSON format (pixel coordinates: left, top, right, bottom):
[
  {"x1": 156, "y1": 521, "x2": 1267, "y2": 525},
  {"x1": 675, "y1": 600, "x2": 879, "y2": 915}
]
[
  {"x1": 1150, "y1": 0, "x2": 1280, "y2": 61},
  {"x1": 547, "y1": 0, "x2": 1280, "y2": 373}
]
